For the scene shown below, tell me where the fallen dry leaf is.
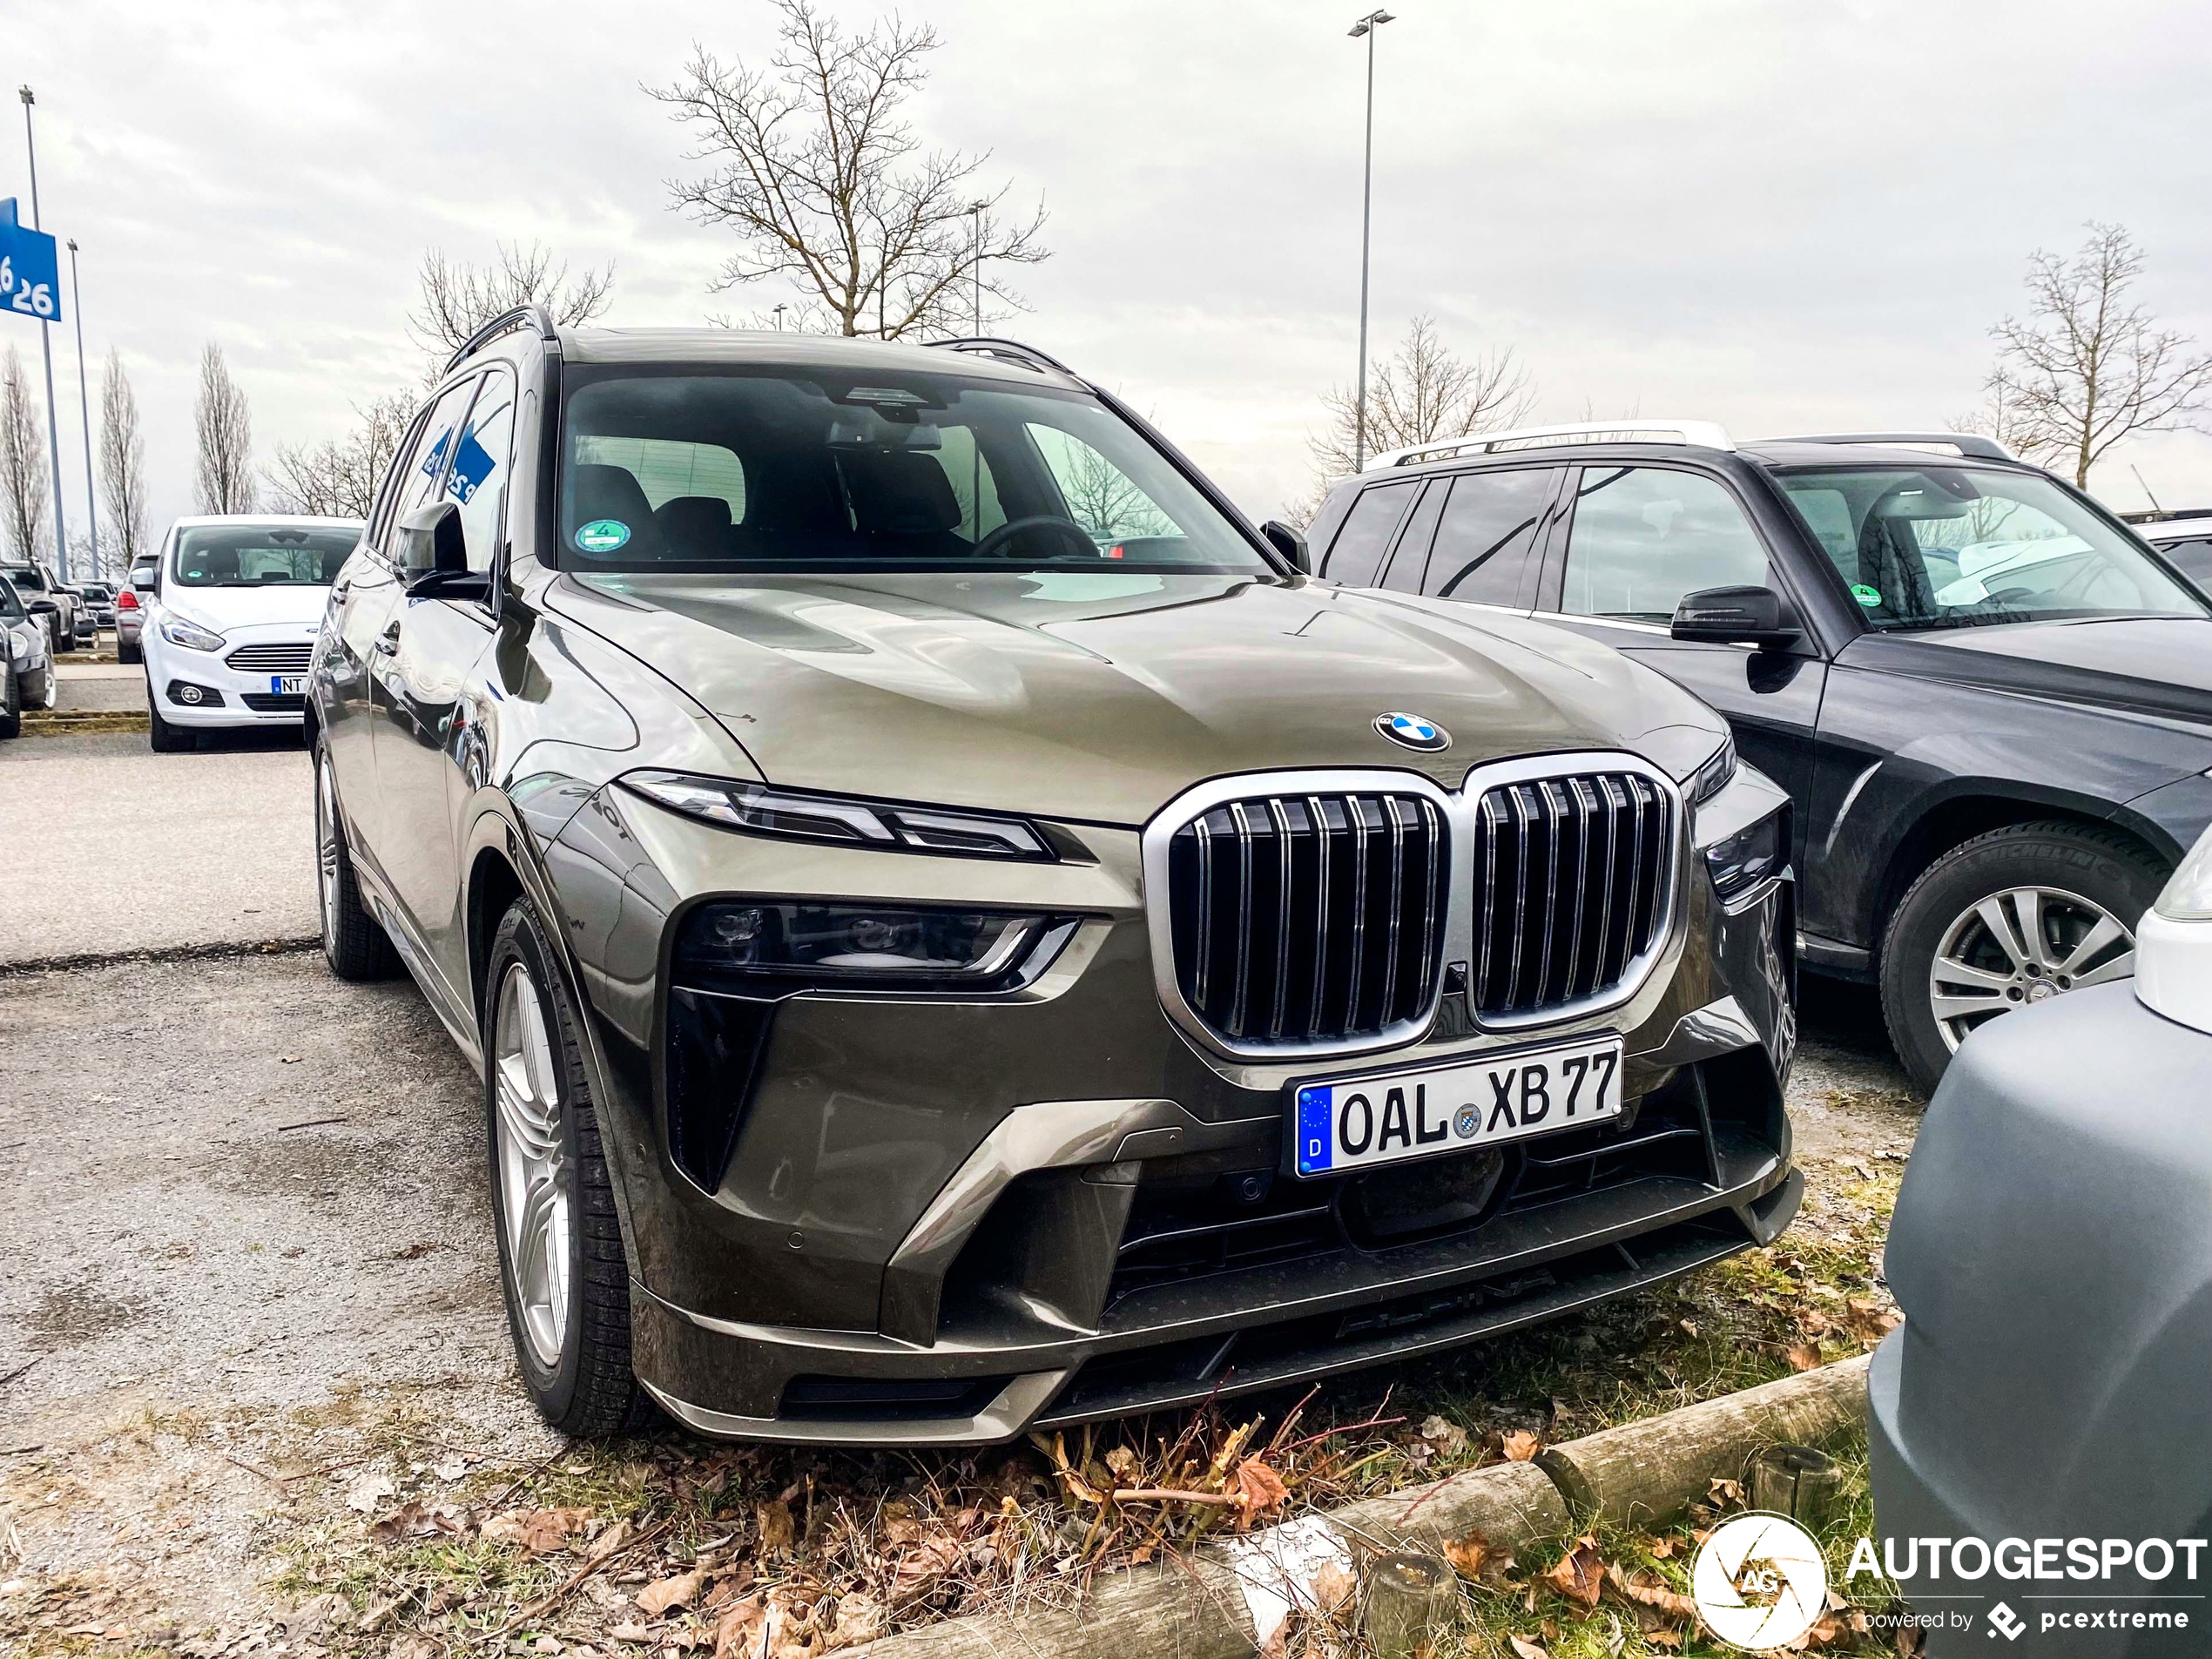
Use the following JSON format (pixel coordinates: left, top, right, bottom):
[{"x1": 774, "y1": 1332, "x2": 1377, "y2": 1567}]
[
  {"x1": 1232, "y1": 1456, "x2": 1291, "y2": 1522},
  {"x1": 1844, "y1": 1297, "x2": 1904, "y2": 1345},
  {"x1": 1312, "y1": 1561, "x2": 1356, "y2": 1616},
  {"x1": 1785, "y1": 1342, "x2": 1824, "y2": 1372},
  {"x1": 827, "y1": 1591, "x2": 885, "y2": 1649},
  {"x1": 889, "y1": 1534, "x2": 967, "y2": 1608},
  {"x1": 368, "y1": 1501, "x2": 472, "y2": 1548},
  {"x1": 482, "y1": 1505, "x2": 592, "y2": 1554},
  {"x1": 1508, "y1": 1635, "x2": 1550, "y2": 1659},
  {"x1": 1418, "y1": 1414, "x2": 1469, "y2": 1457},
  {"x1": 1542, "y1": 1537, "x2": 1604, "y2": 1609},
  {"x1": 1501, "y1": 1429, "x2": 1542, "y2": 1462},
  {"x1": 638, "y1": 1571, "x2": 703, "y2": 1618},
  {"x1": 756, "y1": 1498, "x2": 797, "y2": 1554},
  {"x1": 1649, "y1": 1537, "x2": 1676, "y2": 1560},
  {"x1": 1647, "y1": 1627, "x2": 1683, "y2": 1650},
  {"x1": 713, "y1": 1596, "x2": 766, "y2": 1656},
  {"x1": 585, "y1": 1516, "x2": 633, "y2": 1565},
  {"x1": 1606, "y1": 1563, "x2": 1697, "y2": 1622},
  {"x1": 610, "y1": 1622, "x2": 652, "y2": 1642},
  {"x1": 1443, "y1": 1534, "x2": 1492, "y2": 1581},
  {"x1": 1104, "y1": 1446, "x2": 1139, "y2": 1480},
  {"x1": 344, "y1": 1473, "x2": 395, "y2": 1514},
  {"x1": 389, "y1": 1636, "x2": 438, "y2": 1659}
]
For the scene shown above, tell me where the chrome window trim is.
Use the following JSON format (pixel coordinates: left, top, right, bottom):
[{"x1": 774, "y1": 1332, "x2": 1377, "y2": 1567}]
[{"x1": 1140, "y1": 752, "x2": 1684, "y2": 1062}]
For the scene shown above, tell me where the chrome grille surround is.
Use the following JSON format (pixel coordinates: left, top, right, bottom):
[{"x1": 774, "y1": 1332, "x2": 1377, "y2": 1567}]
[
  {"x1": 224, "y1": 642, "x2": 314, "y2": 674},
  {"x1": 1142, "y1": 754, "x2": 1683, "y2": 1062}
]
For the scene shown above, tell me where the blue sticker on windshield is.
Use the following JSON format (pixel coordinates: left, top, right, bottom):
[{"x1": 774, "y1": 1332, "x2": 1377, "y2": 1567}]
[{"x1": 576, "y1": 519, "x2": 631, "y2": 553}]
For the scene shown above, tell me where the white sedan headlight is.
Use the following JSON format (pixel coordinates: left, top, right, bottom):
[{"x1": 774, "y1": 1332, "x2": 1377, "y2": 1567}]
[
  {"x1": 2134, "y1": 825, "x2": 2212, "y2": 1036},
  {"x1": 159, "y1": 616, "x2": 225, "y2": 651}
]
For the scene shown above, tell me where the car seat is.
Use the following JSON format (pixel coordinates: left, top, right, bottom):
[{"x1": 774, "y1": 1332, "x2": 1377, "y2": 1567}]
[
  {"x1": 568, "y1": 464, "x2": 664, "y2": 559},
  {"x1": 839, "y1": 450, "x2": 968, "y2": 557}
]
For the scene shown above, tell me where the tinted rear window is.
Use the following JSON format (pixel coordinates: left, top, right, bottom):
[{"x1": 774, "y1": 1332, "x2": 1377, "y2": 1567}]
[{"x1": 1321, "y1": 482, "x2": 1417, "y2": 586}]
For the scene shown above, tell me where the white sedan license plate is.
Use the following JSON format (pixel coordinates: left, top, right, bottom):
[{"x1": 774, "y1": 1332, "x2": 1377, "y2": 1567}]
[
  {"x1": 1292, "y1": 1034, "x2": 1624, "y2": 1177},
  {"x1": 270, "y1": 675, "x2": 305, "y2": 695}
]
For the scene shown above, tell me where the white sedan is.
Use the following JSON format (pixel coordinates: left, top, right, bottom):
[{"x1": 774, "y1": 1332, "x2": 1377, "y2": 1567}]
[{"x1": 139, "y1": 515, "x2": 363, "y2": 752}]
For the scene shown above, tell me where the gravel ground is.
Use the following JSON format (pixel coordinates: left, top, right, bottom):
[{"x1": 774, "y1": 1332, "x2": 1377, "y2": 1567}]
[{"x1": 0, "y1": 730, "x2": 317, "y2": 966}]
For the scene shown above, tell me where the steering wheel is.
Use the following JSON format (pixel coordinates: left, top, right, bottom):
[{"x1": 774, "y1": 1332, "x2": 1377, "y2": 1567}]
[{"x1": 970, "y1": 515, "x2": 1099, "y2": 561}]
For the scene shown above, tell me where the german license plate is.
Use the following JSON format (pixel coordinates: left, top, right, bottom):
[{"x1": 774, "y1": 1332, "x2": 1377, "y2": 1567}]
[
  {"x1": 1291, "y1": 1033, "x2": 1624, "y2": 1177},
  {"x1": 271, "y1": 675, "x2": 305, "y2": 695}
]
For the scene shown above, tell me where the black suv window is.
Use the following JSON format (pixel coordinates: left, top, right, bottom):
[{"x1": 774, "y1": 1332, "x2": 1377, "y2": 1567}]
[
  {"x1": 1776, "y1": 465, "x2": 2204, "y2": 630},
  {"x1": 1420, "y1": 468, "x2": 1557, "y2": 604},
  {"x1": 1321, "y1": 480, "x2": 1417, "y2": 586},
  {"x1": 1560, "y1": 465, "x2": 1770, "y2": 624},
  {"x1": 454, "y1": 368, "x2": 517, "y2": 573}
]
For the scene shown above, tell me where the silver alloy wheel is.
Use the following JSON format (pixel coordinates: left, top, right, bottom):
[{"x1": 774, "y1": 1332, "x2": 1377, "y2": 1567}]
[
  {"x1": 1927, "y1": 883, "x2": 2136, "y2": 1053},
  {"x1": 315, "y1": 755, "x2": 341, "y2": 954},
  {"x1": 492, "y1": 961, "x2": 573, "y2": 1371}
]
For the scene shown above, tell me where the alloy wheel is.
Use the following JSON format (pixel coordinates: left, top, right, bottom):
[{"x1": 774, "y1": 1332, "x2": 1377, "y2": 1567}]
[
  {"x1": 492, "y1": 961, "x2": 573, "y2": 1371},
  {"x1": 1926, "y1": 884, "x2": 2135, "y2": 1053},
  {"x1": 315, "y1": 756, "x2": 341, "y2": 954}
]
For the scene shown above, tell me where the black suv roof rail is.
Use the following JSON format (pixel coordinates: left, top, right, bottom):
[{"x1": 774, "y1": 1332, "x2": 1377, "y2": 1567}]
[
  {"x1": 925, "y1": 336, "x2": 1077, "y2": 377},
  {"x1": 445, "y1": 304, "x2": 562, "y2": 376},
  {"x1": 1758, "y1": 431, "x2": 2018, "y2": 462}
]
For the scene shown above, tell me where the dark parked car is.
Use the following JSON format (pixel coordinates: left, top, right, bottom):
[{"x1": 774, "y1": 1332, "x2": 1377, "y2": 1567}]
[
  {"x1": 309, "y1": 314, "x2": 1799, "y2": 1444},
  {"x1": 0, "y1": 572, "x2": 56, "y2": 737},
  {"x1": 2127, "y1": 507, "x2": 2212, "y2": 597},
  {"x1": 74, "y1": 580, "x2": 118, "y2": 630},
  {"x1": 1308, "y1": 425, "x2": 2212, "y2": 1094},
  {"x1": 0, "y1": 560, "x2": 84, "y2": 655},
  {"x1": 1870, "y1": 825, "x2": 2212, "y2": 1656}
]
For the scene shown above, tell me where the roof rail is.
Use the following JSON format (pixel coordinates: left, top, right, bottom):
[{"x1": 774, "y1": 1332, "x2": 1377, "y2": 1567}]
[
  {"x1": 1366, "y1": 420, "x2": 1735, "y2": 472},
  {"x1": 1756, "y1": 431, "x2": 2018, "y2": 462},
  {"x1": 444, "y1": 304, "x2": 561, "y2": 375},
  {"x1": 2122, "y1": 507, "x2": 2212, "y2": 525},
  {"x1": 925, "y1": 336, "x2": 1077, "y2": 376}
]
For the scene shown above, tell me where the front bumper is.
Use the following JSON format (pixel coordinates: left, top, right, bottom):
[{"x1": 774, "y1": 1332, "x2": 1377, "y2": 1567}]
[
  {"x1": 144, "y1": 624, "x2": 316, "y2": 728},
  {"x1": 554, "y1": 764, "x2": 1800, "y2": 1443}
]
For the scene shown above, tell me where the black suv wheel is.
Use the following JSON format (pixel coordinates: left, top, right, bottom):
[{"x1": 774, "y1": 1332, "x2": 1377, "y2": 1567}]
[
  {"x1": 483, "y1": 898, "x2": 645, "y2": 1437},
  {"x1": 1880, "y1": 821, "x2": 2166, "y2": 1096},
  {"x1": 314, "y1": 736, "x2": 398, "y2": 980}
]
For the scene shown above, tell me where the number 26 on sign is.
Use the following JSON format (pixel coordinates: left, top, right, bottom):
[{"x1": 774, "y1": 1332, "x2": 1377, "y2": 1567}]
[{"x1": 0, "y1": 258, "x2": 55, "y2": 319}]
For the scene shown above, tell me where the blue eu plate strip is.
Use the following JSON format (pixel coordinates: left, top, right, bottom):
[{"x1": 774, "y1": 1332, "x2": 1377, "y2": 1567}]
[{"x1": 1296, "y1": 1084, "x2": 1333, "y2": 1174}]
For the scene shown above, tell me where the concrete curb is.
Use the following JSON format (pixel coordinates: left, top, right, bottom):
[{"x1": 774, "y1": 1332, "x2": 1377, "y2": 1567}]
[{"x1": 844, "y1": 1355, "x2": 1872, "y2": 1659}]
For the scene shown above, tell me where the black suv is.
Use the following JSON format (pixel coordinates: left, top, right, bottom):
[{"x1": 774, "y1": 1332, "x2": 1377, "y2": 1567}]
[{"x1": 1308, "y1": 425, "x2": 2212, "y2": 1094}]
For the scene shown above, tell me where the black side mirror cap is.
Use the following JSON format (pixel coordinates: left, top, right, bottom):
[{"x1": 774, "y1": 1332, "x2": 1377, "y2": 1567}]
[
  {"x1": 399, "y1": 501, "x2": 469, "y2": 586},
  {"x1": 1671, "y1": 584, "x2": 1803, "y2": 651},
  {"x1": 1261, "y1": 519, "x2": 1312, "y2": 575}
]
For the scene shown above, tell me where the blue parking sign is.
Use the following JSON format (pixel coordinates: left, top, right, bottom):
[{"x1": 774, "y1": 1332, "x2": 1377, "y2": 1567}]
[{"x1": 0, "y1": 199, "x2": 61, "y2": 323}]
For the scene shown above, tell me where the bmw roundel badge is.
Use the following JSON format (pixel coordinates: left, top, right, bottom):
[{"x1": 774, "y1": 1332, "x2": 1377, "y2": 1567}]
[{"x1": 1374, "y1": 711, "x2": 1450, "y2": 752}]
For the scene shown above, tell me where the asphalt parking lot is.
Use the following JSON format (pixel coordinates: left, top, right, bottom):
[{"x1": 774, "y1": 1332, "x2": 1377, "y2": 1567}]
[{"x1": 0, "y1": 718, "x2": 1920, "y2": 1642}]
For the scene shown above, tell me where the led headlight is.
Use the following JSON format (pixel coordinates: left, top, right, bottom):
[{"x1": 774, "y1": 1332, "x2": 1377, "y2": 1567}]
[
  {"x1": 622, "y1": 770, "x2": 1053, "y2": 860},
  {"x1": 2154, "y1": 828, "x2": 2212, "y2": 921},
  {"x1": 676, "y1": 901, "x2": 1075, "y2": 991},
  {"x1": 1688, "y1": 732, "x2": 1738, "y2": 806},
  {"x1": 159, "y1": 616, "x2": 226, "y2": 652},
  {"x1": 1706, "y1": 804, "x2": 1786, "y2": 903}
]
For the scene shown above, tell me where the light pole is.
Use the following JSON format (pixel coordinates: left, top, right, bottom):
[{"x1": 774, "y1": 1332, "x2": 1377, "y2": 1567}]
[
  {"x1": 968, "y1": 200, "x2": 988, "y2": 334},
  {"x1": 66, "y1": 239, "x2": 97, "y2": 579},
  {"x1": 1346, "y1": 10, "x2": 1395, "y2": 475},
  {"x1": 772, "y1": 302, "x2": 787, "y2": 332},
  {"x1": 17, "y1": 85, "x2": 70, "y2": 581}
]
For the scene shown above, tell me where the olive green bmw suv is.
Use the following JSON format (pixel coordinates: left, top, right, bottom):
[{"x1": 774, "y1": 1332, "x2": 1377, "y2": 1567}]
[{"x1": 307, "y1": 312, "x2": 1800, "y2": 1444}]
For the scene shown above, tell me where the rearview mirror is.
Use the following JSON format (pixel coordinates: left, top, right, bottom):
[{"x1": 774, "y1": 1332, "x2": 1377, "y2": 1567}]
[
  {"x1": 398, "y1": 501, "x2": 468, "y2": 582},
  {"x1": 1671, "y1": 585, "x2": 1803, "y2": 651},
  {"x1": 1261, "y1": 519, "x2": 1312, "y2": 575}
]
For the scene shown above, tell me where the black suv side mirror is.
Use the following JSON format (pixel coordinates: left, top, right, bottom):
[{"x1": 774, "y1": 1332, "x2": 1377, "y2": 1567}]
[
  {"x1": 1671, "y1": 585, "x2": 1802, "y2": 651},
  {"x1": 1261, "y1": 520, "x2": 1312, "y2": 575},
  {"x1": 399, "y1": 501, "x2": 468, "y2": 581}
]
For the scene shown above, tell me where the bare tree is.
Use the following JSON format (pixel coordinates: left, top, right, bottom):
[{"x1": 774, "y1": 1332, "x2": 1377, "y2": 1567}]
[
  {"x1": 266, "y1": 391, "x2": 415, "y2": 520},
  {"x1": 0, "y1": 346, "x2": 51, "y2": 563},
  {"x1": 98, "y1": 348, "x2": 148, "y2": 576},
  {"x1": 653, "y1": 2, "x2": 1049, "y2": 339},
  {"x1": 408, "y1": 242, "x2": 613, "y2": 381},
  {"x1": 1964, "y1": 223, "x2": 2212, "y2": 487},
  {"x1": 1296, "y1": 316, "x2": 1534, "y2": 514},
  {"x1": 1059, "y1": 442, "x2": 1172, "y2": 541},
  {"x1": 194, "y1": 343, "x2": 256, "y2": 515}
]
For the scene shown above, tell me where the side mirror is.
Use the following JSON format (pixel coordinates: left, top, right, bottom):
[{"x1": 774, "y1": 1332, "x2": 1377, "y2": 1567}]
[
  {"x1": 1671, "y1": 585, "x2": 1802, "y2": 651},
  {"x1": 132, "y1": 570, "x2": 156, "y2": 592},
  {"x1": 1261, "y1": 519, "x2": 1312, "y2": 575},
  {"x1": 398, "y1": 501, "x2": 468, "y2": 583}
]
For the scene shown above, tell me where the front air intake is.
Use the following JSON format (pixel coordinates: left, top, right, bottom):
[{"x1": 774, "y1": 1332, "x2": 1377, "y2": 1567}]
[{"x1": 1165, "y1": 790, "x2": 1448, "y2": 1051}]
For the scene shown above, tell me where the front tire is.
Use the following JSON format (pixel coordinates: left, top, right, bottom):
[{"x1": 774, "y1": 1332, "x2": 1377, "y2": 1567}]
[
  {"x1": 0, "y1": 660, "x2": 19, "y2": 739},
  {"x1": 118, "y1": 637, "x2": 141, "y2": 665},
  {"x1": 1880, "y1": 820, "x2": 2166, "y2": 1096},
  {"x1": 314, "y1": 735, "x2": 398, "y2": 979},
  {"x1": 147, "y1": 684, "x2": 194, "y2": 752},
  {"x1": 484, "y1": 900, "x2": 644, "y2": 1437}
]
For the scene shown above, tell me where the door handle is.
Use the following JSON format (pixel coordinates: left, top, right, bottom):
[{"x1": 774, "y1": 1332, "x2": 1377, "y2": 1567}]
[{"x1": 374, "y1": 621, "x2": 401, "y2": 656}]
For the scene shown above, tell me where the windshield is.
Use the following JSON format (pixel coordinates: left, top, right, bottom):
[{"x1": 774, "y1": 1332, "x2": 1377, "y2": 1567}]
[
  {"x1": 0, "y1": 577, "x2": 22, "y2": 619},
  {"x1": 172, "y1": 525, "x2": 358, "y2": 587},
  {"x1": 557, "y1": 367, "x2": 1270, "y2": 573},
  {"x1": 1775, "y1": 466, "x2": 2204, "y2": 631},
  {"x1": 2, "y1": 563, "x2": 45, "y2": 593}
]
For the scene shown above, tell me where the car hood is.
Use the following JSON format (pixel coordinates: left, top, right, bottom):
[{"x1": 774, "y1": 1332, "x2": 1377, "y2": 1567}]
[
  {"x1": 1839, "y1": 615, "x2": 2212, "y2": 727},
  {"x1": 160, "y1": 584, "x2": 331, "y2": 633},
  {"x1": 544, "y1": 570, "x2": 1718, "y2": 825}
]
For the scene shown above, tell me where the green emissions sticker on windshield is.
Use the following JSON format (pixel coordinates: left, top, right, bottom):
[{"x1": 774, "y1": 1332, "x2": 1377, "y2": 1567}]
[
  {"x1": 1851, "y1": 583, "x2": 1882, "y2": 607},
  {"x1": 576, "y1": 519, "x2": 631, "y2": 553}
]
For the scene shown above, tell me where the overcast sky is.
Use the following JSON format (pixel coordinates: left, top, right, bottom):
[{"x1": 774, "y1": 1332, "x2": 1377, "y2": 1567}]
[{"x1": 10, "y1": 0, "x2": 2212, "y2": 551}]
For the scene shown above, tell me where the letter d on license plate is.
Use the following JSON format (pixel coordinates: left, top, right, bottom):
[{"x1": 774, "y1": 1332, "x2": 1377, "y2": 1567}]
[{"x1": 1292, "y1": 1033, "x2": 1624, "y2": 1177}]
